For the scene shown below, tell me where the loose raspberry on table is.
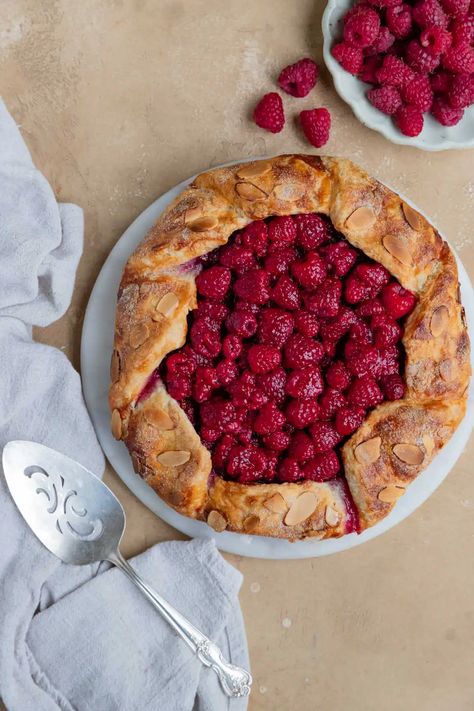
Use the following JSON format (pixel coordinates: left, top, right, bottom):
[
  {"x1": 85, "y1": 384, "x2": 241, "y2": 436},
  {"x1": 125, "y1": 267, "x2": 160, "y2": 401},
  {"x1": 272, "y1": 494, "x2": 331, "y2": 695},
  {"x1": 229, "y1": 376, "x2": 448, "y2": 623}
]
[
  {"x1": 253, "y1": 401, "x2": 286, "y2": 435},
  {"x1": 293, "y1": 310, "x2": 320, "y2": 337},
  {"x1": 380, "y1": 373, "x2": 406, "y2": 400},
  {"x1": 196, "y1": 266, "x2": 231, "y2": 299},
  {"x1": 326, "y1": 360, "x2": 352, "y2": 391},
  {"x1": 332, "y1": 42, "x2": 364, "y2": 74},
  {"x1": 288, "y1": 432, "x2": 315, "y2": 462},
  {"x1": 386, "y1": 4, "x2": 413, "y2": 39},
  {"x1": 367, "y1": 85, "x2": 403, "y2": 114},
  {"x1": 278, "y1": 58, "x2": 319, "y2": 97},
  {"x1": 431, "y1": 95, "x2": 465, "y2": 123},
  {"x1": 285, "y1": 366, "x2": 324, "y2": 399},
  {"x1": 381, "y1": 282, "x2": 417, "y2": 318},
  {"x1": 447, "y1": 73, "x2": 474, "y2": 109},
  {"x1": 291, "y1": 252, "x2": 327, "y2": 289},
  {"x1": 406, "y1": 39, "x2": 441, "y2": 72},
  {"x1": 258, "y1": 308, "x2": 294, "y2": 348},
  {"x1": 419, "y1": 27, "x2": 452, "y2": 56},
  {"x1": 401, "y1": 74, "x2": 434, "y2": 111},
  {"x1": 309, "y1": 421, "x2": 341, "y2": 453},
  {"x1": 375, "y1": 55, "x2": 415, "y2": 88},
  {"x1": 268, "y1": 215, "x2": 297, "y2": 246},
  {"x1": 285, "y1": 398, "x2": 320, "y2": 428},
  {"x1": 442, "y1": 42, "x2": 474, "y2": 73},
  {"x1": 234, "y1": 269, "x2": 271, "y2": 305},
  {"x1": 412, "y1": 0, "x2": 448, "y2": 28},
  {"x1": 347, "y1": 376, "x2": 383, "y2": 409},
  {"x1": 395, "y1": 104, "x2": 424, "y2": 136},
  {"x1": 272, "y1": 275, "x2": 301, "y2": 310},
  {"x1": 294, "y1": 213, "x2": 331, "y2": 250},
  {"x1": 253, "y1": 92, "x2": 285, "y2": 133},
  {"x1": 343, "y1": 6, "x2": 381, "y2": 48},
  {"x1": 335, "y1": 406, "x2": 366, "y2": 436},
  {"x1": 300, "y1": 108, "x2": 331, "y2": 148},
  {"x1": 247, "y1": 344, "x2": 281, "y2": 374},
  {"x1": 303, "y1": 451, "x2": 340, "y2": 482}
]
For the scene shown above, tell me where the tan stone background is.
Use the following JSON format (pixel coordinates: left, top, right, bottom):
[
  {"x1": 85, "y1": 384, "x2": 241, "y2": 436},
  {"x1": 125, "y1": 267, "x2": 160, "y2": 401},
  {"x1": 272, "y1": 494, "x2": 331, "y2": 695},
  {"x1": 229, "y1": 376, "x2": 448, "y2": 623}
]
[{"x1": 1, "y1": 0, "x2": 474, "y2": 709}]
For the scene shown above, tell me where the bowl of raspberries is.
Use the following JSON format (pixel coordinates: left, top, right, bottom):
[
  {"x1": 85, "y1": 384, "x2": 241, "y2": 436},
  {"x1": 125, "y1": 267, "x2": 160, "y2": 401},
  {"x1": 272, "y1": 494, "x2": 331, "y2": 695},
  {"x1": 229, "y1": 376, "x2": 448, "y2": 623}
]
[{"x1": 323, "y1": 0, "x2": 474, "y2": 149}]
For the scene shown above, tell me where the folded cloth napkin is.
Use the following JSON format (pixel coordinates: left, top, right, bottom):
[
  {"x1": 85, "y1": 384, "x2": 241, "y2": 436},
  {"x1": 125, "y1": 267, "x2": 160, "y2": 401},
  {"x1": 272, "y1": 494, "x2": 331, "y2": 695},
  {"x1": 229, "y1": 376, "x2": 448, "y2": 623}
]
[{"x1": 0, "y1": 99, "x2": 249, "y2": 711}]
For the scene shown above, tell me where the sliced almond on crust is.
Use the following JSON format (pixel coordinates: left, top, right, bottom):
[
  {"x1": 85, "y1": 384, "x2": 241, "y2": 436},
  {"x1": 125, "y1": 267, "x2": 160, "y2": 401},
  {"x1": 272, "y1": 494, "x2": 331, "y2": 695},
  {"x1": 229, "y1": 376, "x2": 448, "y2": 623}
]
[
  {"x1": 243, "y1": 514, "x2": 260, "y2": 532},
  {"x1": 110, "y1": 349, "x2": 121, "y2": 382},
  {"x1": 111, "y1": 409, "x2": 122, "y2": 440},
  {"x1": 325, "y1": 506, "x2": 339, "y2": 527},
  {"x1": 378, "y1": 484, "x2": 405, "y2": 503},
  {"x1": 273, "y1": 182, "x2": 305, "y2": 202},
  {"x1": 345, "y1": 206, "x2": 376, "y2": 231},
  {"x1": 430, "y1": 305, "x2": 449, "y2": 337},
  {"x1": 382, "y1": 234, "x2": 411, "y2": 266},
  {"x1": 129, "y1": 322, "x2": 150, "y2": 349},
  {"x1": 402, "y1": 203, "x2": 423, "y2": 231},
  {"x1": 439, "y1": 358, "x2": 455, "y2": 381},
  {"x1": 155, "y1": 292, "x2": 179, "y2": 318},
  {"x1": 263, "y1": 492, "x2": 288, "y2": 514},
  {"x1": 284, "y1": 491, "x2": 318, "y2": 527},
  {"x1": 184, "y1": 206, "x2": 203, "y2": 224},
  {"x1": 157, "y1": 450, "x2": 191, "y2": 467},
  {"x1": 235, "y1": 181, "x2": 268, "y2": 201},
  {"x1": 392, "y1": 443, "x2": 424, "y2": 465},
  {"x1": 354, "y1": 436, "x2": 382, "y2": 465},
  {"x1": 207, "y1": 510, "x2": 227, "y2": 532},
  {"x1": 144, "y1": 407, "x2": 174, "y2": 430},
  {"x1": 237, "y1": 161, "x2": 272, "y2": 179},
  {"x1": 187, "y1": 216, "x2": 218, "y2": 232}
]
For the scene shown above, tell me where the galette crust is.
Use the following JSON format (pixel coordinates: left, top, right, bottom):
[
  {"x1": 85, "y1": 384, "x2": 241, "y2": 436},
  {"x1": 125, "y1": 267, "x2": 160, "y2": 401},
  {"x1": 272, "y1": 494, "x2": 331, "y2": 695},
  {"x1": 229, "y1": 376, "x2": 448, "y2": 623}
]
[{"x1": 109, "y1": 155, "x2": 470, "y2": 540}]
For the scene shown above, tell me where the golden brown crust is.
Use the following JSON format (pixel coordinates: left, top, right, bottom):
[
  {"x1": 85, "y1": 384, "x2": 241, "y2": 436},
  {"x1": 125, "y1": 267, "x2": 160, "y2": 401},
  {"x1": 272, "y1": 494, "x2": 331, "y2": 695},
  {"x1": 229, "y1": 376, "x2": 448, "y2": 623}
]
[{"x1": 109, "y1": 155, "x2": 470, "y2": 540}]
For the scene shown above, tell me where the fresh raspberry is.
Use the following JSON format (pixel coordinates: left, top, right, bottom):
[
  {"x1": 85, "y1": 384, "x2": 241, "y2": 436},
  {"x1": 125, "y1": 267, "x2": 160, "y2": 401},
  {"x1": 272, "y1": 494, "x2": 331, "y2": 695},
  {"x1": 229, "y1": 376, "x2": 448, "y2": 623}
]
[
  {"x1": 264, "y1": 247, "x2": 298, "y2": 276},
  {"x1": 326, "y1": 360, "x2": 351, "y2": 391},
  {"x1": 216, "y1": 359, "x2": 238, "y2": 386},
  {"x1": 442, "y1": 42, "x2": 474, "y2": 73},
  {"x1": 309, "y1": 421, "x2": 341, "y2": 453},
  {"x1": 395, "y1": 104, "x2": 424, "y2": 137},
  {"x1": 235, "y1": 299, "x2": 260, "y2": 314},
  {"x1": 284, "y1": 333, "x2": 324, "y2": 369},
  {"x1": 405, "y1": 40, "x2": 441, "y2": 72},
  {"x1": 447, "y1": 73, "x2": 474, "y2": 108},
  {"x1": 256, "y1": 367, "x2": 287, "y2": 403},
  {"x1": 293, "y1": 310, "x2": 320, "y2": 337},
  {"x1": 451, "y1": 14, "x2": 474, "y2": 44},
  {"x1": 222, "y1": 334, "x2": 242, "y2": 360},
  {"x1": 263, "y1": 431, "x2": 291, "y2": 452},
  {"x1": 420, "y1": 26, "x2": 452, "y2": 55},
  {"x1": 377, "y1": 345, "x2": 400, "y2": 376},
  {"x1": 366, "y1": 26, "x2": 395, "y2": 54},
  {"x1": 345, "y1": 343, "x2": 380, "y2": 378},
  {"x1": 268, "y1": 216, "x2": 297, "y2": 246},
  {"x1": 288, "y1": 432, "x2": 315, "y2": 462},
  {"x1": 386, "y1": 4, "x2": 413, "y2": 39},
  {"x1": 272, "y1": 275, "x2": 301, "y2": 310},
  {"x1": 380, "y1": 373, "x2": 406, "y2": 400},
  {"x1": 354, "y1": 263, "x2": 391, "y2": 294},
  {"x1": 212, "y1": 434, "x2": 236, "y2": 470},
  {"x1": 190, "y1": 319, "x2": 221, "y2": 358},
  {"x1": 166, "y1": 350, "x2": 196, "y2": 377},
  {"x1": 304, "y1": 278, "x2": 342, "y2": 318},
  {"x1": 367, "y1": 0, "x2": 404, "y2": 7},
  {"x1": 335, "y1": 406, "x2": 365, "y2": 436},
  {"x1": 431, "y1": 95, "x2": 465, "y2": 123},
  {"x1": 347, "y1": 376, "x2": 383, "y2": 409},
  {"x1": 440, "y1": 0, "x2": 469, "y2": 14},
  {"x1": 227, "y1": 444, "x2": 267, "y2": 481},
  {"x1": 277, "y1": 458, "x2": 302, "y2": 482},
  {"x1": 345, "y1": 274, "x2": 372, "y2": 304},
  {"x1": 253, "y1": 92, "x2": 285, "y2": 133},
  {"x1": 303, "y1": 452, "x2": 340, "y2": 481},
  {"x1": 355, "y1": 298, "x2": 385, "y2": 319},
  {"x1": 381, "y1": 282, "x2": 417, "y2": 317},
  {"x1": 225, "y1": 309, "x2": 257, "y2": 338},
  {"x1": 234, "y1": 269, "x2": 271, "y2": 305},
  {"x1": 200, "y1": 398, "x2": 237, "y2": 430},
  {"x1": 349, "y1": 320, "x2": 374, "y2": 346},
  {"x1": 360, "y1": 55, "x2": 382, "y2": 84},
  {"x1": 257, "y1": 310, "x2": 292, "y2": 350},
  {"x1": 201, "y1": 426, "x2": 222, "y2": 444},
  {"x1": 219, "y1": 244, "x2": 255, "y2": 273},
  {"x1": 195, "y1": 266, "x2": 231, "y2": 299},
  {"x1": 285, "y1": 398, "x2": 320, "y2": 428},
  {"x1": 291, "y1": 252, "x2": 327, "y2": 289},
  {"x1": 332, "y1": 42, "x2": 364, "y2": 74},
  {"x1": 195, "y1": 301, "x2": 229, "y2": 322},
  {"x1": 227, "y1": 371, "x2": 256, "y2": 407},
  {"x1": 412, "y1": 0, "x2": 448, "y2": 27},
  {"x1": 318, "y1": 388, "x2": 347, "y2": 420},
  {"x1": 343, "y1": 6, "x2": 381, "y2": 47},
  {"x1": 376, "y1": 55, "x2": 415, "y2": 88},
  {"x1": 193, "y1": 366, "x2": 219, "y2": 404},
  {"x1": 320, "y1": 241, "x2": 358, "y2": 276},
  {"x1": 299, "y1": 108, "x2": 331, "y2": 148},
  {"x1": 294, "y1": 214, "x2": 331, "y2": 250},
  {"x1": 241, "y1": 221, "x2": 268, "y2": 257},
  {"x1": 253, "y1": 402, "x2": 286, "y2": 435},
  {"x1": 247, "y1": 344, "x2": 281, "y2": 374},
  {"x1": 430, "y1": 69, "x2": 451, "y2": 92},
  {"x1": 278, "y1": 58, "x2": 319, "y2": 97},
  {"x1": 367, "y1": 85, "x2": 402, "y2": 114},
  {"x1": 371, "y1": 313, "x2": 403, "y2": 347},
  {"x1": 286, "y1": 366, "x2": 324, "y2": 399},
  {"x1": 401, "y1": 74, "x2": 434, "y2": 111}
]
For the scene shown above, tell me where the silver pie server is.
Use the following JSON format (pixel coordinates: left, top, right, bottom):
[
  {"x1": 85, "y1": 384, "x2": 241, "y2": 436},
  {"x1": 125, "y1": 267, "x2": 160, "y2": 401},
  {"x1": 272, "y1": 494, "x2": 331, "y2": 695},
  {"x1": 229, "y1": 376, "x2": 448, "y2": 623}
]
[{"x1": 2, "y1": 440, "x2": 252, "y2": 699}]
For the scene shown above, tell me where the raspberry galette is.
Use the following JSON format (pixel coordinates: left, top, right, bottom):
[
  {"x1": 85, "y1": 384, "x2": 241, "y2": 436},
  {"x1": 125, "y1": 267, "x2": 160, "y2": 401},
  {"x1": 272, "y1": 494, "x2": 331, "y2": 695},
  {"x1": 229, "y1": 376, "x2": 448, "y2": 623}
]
[{"x1": 109, "y1": 155, "x2": 470, "y2": 540}]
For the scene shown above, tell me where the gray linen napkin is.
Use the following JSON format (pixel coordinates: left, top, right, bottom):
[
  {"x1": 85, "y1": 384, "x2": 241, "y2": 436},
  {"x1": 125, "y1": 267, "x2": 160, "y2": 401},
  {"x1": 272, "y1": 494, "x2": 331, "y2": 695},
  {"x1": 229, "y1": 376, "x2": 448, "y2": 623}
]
[{"x1": 0, "y1": 99, "x2": 249, "y2": 711}]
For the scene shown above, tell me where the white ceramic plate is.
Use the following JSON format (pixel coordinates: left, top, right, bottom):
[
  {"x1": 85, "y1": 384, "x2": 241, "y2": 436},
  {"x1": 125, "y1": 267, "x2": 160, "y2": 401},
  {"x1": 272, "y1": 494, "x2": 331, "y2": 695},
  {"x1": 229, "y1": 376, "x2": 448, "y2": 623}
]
[
  {"x1": 81, "y1": 163, "x2": 474, "y2": 559},
  {"x1": 322, "y1": 0, "x2": 474, "y2": 151}
]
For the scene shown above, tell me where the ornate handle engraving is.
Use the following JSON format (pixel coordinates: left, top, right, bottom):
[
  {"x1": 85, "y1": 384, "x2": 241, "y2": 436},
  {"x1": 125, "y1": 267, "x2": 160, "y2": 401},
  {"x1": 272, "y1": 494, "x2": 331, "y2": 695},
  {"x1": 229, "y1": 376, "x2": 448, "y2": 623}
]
[
  {"x1": 196, "y1": 640, "x2": 252, "y2": 698},
  {"x1": 24, "y1": 466, "x2": 103, "y2": 541}
]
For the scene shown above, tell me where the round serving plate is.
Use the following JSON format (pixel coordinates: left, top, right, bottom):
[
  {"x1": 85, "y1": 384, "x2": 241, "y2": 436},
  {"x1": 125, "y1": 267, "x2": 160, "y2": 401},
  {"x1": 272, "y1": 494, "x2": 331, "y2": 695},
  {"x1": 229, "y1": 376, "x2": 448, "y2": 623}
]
[
  {"x1": 81, "y1": 159, "x2": 474, "y2": 559},
  {"x1": 322, "y1": 0, "x2": 474, "y2": 151}
]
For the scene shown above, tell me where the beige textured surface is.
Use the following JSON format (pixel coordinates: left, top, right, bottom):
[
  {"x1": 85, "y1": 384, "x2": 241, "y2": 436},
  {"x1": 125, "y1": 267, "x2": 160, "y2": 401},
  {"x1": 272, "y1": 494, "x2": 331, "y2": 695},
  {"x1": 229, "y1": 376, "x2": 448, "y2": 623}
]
[{"x1": 1, "y1": 1, "x2": 474, "y2": 709}]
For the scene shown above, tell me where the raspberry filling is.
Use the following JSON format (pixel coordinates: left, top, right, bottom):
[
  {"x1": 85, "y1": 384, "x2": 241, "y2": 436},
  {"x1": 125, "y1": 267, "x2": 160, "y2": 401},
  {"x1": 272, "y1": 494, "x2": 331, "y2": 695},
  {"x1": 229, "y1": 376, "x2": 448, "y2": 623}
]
[{"x1": 151, "y1": 214, "x2": 416, "y2": 527}]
